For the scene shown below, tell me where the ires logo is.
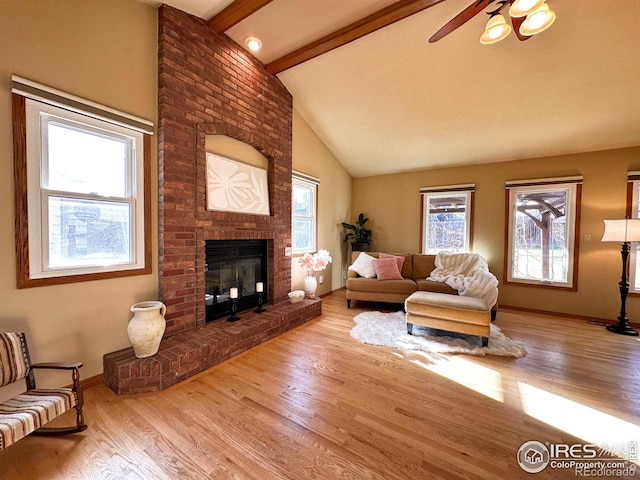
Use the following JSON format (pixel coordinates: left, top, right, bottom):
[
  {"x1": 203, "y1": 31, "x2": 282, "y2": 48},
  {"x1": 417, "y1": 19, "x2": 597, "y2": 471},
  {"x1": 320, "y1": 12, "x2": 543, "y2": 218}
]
[
  {"x1": 518, "y1": 441, "x2": 601, "y2": 473},
  {"x1": 549, "y1": 443, "x2": 598, "y2": 459}
]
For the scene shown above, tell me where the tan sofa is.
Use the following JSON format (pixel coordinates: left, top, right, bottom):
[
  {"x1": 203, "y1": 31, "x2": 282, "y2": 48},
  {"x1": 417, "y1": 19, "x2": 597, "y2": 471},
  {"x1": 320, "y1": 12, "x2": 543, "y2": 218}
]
[{"x1": 346, "y1": 251, "x2": 497, "y2": 320}]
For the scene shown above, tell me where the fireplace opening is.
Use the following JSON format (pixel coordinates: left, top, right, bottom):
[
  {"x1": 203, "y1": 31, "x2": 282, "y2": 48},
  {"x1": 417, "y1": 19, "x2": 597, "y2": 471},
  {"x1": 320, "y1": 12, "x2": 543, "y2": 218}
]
[{"x1": 205, "y1": 240, "x2": 268, "y2": 321}]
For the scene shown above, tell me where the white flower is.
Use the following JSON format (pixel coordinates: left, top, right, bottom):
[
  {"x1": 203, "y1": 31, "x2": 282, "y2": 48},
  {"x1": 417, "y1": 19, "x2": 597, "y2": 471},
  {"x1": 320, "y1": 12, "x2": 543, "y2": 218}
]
[{"x1": 298, "y1": 249, "x2": 332, "y2": 273}]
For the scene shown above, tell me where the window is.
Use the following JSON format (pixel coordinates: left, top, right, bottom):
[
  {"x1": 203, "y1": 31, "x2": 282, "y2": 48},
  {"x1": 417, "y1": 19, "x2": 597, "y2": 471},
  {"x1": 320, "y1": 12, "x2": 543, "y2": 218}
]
[
  {"x1": 292, "y1": 172, "x2": 319, "y2": 254},
  {"x1": 12, "y1": 76, "x2": 153, "y2": 287},
  {"x1": 421, "y1": 184, "x2": 474, "y2": 254},
  {"x1": 505, "y1": 177, "x2": 582, "y2": 289},
  {"x1": 627, "y1": 172, "x2": 640, "y2": 293}
]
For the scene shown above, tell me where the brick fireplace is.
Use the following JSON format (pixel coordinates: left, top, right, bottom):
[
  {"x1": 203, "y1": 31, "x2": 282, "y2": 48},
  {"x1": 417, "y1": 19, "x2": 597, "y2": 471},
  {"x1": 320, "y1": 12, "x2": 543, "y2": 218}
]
[
  {"x1": 157, "y1": 5, "x2": 295, "y2": 335},
  {"x1": 103, "y1": 5, "x2": 321, "y2": 394}
]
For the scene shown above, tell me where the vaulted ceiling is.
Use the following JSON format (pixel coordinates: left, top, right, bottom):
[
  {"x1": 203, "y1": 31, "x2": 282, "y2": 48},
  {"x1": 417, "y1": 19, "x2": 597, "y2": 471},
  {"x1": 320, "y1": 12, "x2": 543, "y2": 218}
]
[{"x1": 140, "y1": 0, "x2": 640, "y2": 177}]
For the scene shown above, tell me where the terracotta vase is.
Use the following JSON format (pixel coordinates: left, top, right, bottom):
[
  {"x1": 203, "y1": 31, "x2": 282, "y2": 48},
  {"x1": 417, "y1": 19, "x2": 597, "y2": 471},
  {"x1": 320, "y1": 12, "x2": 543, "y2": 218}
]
[{"x1": 127, "y1": 301, "x2": 166, "y2": 358}]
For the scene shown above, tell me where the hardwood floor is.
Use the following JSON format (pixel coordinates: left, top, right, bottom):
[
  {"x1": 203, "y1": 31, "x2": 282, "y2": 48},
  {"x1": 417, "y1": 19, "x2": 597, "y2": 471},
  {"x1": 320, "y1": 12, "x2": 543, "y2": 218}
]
[{"x1": 2, "y1": 290, "x2": 639, "y2": 479}]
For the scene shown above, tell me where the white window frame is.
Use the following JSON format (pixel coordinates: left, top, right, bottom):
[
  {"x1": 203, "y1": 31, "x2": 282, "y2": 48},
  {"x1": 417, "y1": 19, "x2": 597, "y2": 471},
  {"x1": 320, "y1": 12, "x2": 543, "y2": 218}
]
[
  {"x1": 505, "y1": 178, "x2": 581, "y2": 289},
  {"x1": 12, "y1": 76, "x2": 153, "y2": 287},
  {"x1": 421, "y1": 184, "x2": 474, "y2": 254},
  {"x1": 292, "y1": 172, "x2": 319, "y2": 255},
  {"x1": 26, "y1": 100, "x2": 144, "y2": 278}
]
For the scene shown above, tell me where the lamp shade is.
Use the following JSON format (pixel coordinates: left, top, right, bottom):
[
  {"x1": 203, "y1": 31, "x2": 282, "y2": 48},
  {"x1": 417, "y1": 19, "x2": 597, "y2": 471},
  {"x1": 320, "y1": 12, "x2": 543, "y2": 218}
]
[
  {"x1": 509, "y1": 0, "x2": 545, "y2": 18},
  {"x1": 602, "y1": 219, "x2": 640, "y2": 242},
  {"x1": 480, "y1": 14, "x2": 512, "y2": 44},
  {"x1": 519, "y1": 3, "x2": 556, "y2": 36}
]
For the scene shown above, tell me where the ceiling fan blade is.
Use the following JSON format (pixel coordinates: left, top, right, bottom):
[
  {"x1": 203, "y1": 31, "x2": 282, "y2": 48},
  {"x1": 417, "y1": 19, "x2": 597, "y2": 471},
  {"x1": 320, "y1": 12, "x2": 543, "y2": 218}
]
[
  {"x1": 511, "y1": 15, "x2": 533, "y2": 41},
  {"x1": 429, "y1": 0, "x2": 494, "y2": 43}
]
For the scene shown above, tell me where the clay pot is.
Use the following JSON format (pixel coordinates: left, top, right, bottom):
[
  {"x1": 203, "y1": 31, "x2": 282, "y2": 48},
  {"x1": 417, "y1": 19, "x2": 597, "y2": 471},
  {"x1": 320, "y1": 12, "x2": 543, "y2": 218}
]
[{"x1": 127, "y1": 301, "x2": 166, "y2": 358}]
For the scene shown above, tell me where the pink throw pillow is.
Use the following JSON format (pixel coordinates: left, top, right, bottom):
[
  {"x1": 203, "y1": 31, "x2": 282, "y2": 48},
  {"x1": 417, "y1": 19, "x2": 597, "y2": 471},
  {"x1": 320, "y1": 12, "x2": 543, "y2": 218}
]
[
  {"x1": 379, "y1": 253, "x2": 405, "y2": 273},
  {"x1": 372, "y1": 258, "x2": 403, "y2": 280}
]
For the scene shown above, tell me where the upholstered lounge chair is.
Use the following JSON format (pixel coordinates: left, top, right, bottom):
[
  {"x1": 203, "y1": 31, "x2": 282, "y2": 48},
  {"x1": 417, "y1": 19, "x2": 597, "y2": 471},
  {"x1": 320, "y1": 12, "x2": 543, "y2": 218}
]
[{"x1": 0, "y1": 332, "x2": 87, "y2": 451}]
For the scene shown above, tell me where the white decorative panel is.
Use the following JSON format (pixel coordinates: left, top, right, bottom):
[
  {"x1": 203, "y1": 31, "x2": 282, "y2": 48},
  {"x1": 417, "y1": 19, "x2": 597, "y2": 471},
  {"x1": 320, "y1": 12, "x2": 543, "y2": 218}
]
[{"x1": 206, "y1": 153, "x2": 270, "y2": 215}]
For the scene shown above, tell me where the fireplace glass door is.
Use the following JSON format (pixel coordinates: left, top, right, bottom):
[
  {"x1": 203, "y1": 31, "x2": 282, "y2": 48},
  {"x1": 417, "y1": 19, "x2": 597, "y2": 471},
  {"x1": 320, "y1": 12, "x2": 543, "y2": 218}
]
[{"x1": 205, "y1": 240, "x2": 267, "y2": 321}]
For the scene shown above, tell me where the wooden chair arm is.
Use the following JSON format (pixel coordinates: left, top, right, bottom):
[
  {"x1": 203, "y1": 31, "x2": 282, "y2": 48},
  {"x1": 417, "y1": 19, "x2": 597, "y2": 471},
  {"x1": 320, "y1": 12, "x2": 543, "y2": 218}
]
[
  {"x1": 29, "y1": 362, "x2": 84, "y2": 393},
  {"x1": 31, "y1": 362, "x2": 83, "y2": 370}
]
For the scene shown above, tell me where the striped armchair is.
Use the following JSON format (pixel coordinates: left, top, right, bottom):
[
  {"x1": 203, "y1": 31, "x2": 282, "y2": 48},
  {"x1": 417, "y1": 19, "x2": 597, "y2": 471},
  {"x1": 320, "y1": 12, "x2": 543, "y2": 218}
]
[{"x1": 0, "y1": 333, "x2": 87, "y2": 451}]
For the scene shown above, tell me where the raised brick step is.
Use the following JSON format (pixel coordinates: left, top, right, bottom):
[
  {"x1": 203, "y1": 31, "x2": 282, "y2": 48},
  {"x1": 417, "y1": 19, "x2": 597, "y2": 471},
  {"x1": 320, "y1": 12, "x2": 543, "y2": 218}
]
[{"x1": 103, "y1": 299, "x2": 321, "y2": 395}]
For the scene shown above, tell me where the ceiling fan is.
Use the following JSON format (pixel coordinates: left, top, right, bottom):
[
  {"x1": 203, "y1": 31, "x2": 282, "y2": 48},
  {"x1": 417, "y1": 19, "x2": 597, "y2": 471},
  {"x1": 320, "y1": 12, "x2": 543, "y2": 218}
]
[{"x1": 429, "y1": 0, "x2": 557, "y2": 44}]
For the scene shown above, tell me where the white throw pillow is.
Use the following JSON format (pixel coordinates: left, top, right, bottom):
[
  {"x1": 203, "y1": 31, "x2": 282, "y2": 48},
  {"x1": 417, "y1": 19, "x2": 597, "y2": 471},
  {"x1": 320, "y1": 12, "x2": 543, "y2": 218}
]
[{"x1": 348, "y1": 252, "x2": 377, "y2": 278}]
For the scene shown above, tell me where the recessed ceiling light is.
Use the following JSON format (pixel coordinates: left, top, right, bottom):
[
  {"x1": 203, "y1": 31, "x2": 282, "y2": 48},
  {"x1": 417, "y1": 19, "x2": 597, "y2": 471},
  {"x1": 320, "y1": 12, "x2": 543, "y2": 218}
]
[{"x1": 244, "y1": 36, "x2": 262, "y2": 52}]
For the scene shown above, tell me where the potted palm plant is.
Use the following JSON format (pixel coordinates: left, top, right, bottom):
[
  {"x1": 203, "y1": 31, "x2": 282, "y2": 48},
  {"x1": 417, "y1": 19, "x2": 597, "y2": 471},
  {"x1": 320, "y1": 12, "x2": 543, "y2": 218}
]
[{"x1": 341, "y1": 213, "x2": 372, "y2": 252}]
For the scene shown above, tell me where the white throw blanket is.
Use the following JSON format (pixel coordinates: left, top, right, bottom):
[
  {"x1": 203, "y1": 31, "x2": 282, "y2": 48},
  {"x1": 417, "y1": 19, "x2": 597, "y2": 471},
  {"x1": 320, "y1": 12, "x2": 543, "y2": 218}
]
[{"x1": 427, "y1": 252, "x2": 499, "y2": 307}]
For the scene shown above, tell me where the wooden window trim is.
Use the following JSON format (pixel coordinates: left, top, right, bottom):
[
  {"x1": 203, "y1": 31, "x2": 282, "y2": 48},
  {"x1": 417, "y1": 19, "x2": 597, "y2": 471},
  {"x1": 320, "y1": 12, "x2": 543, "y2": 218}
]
[
  {"x1": 12, "y1": 94, "x2": 152, "y2": 288},
  {"x1": 626, "y1": 179, "x2": 640, "y2": 296},
  {"x1": 502, "y1": 182, "x2": 581, "y2": 291},
  {"x1": 291, "y1": 174, "x2": 318, "y2": 255},
  {"x1": 420, "y1": 185, "x2": 475, "y2": 254}
]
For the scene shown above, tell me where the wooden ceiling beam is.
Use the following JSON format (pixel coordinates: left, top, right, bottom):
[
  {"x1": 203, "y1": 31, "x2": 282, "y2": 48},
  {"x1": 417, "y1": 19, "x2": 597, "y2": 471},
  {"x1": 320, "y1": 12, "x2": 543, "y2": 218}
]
[
  {"x1": 266, "y1": 0, "x2": 446, "y2": 75},
  {"x1": 208, "y1": 0, "x2": 274, "y2": 33}
]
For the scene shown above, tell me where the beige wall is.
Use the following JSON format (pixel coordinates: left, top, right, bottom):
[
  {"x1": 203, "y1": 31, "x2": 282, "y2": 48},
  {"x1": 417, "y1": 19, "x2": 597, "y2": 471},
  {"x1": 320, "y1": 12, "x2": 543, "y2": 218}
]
[
  {"x1": 205, "y1": 135, "x2": 269, "y2": 169},
  {"x1": 0, "y1": 0, "x2": 158, "y2": 396},
  {"x1": 292, "y1": 108, "x2": 352, "y2": 295},
  {"x1": 352, "y1": 148, "x2": 640, "y2": 320}
]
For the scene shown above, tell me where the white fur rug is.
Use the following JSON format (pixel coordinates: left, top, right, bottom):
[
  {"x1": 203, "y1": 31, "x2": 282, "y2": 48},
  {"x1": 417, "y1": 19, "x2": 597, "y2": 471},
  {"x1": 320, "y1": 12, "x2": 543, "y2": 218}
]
[{"x1": 351, "y1": 311, "x2": 526, "y2": 357}]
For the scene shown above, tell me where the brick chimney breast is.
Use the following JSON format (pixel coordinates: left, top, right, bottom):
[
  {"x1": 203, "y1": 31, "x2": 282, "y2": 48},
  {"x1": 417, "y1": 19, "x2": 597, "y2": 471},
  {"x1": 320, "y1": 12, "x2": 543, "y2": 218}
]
[{"x1": 158, "y1": 5, "x2": 293, "y2": 336}]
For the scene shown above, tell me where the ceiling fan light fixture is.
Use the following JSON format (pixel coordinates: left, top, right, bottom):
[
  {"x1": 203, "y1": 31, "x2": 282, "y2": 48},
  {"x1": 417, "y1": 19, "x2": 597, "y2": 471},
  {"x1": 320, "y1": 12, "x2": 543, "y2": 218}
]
[
  {"x1": 519, "y1": 3, "x2": 556, "y2": 36},
  {"x1": 509, "y1": 0, "x2": 545, "y2": 18},
  {"x1": 480, "y1": 14, "x2": 512, "y2": 44},
  {"x1": 244, "y1": 36, "x2": 262, "y2": 52}
]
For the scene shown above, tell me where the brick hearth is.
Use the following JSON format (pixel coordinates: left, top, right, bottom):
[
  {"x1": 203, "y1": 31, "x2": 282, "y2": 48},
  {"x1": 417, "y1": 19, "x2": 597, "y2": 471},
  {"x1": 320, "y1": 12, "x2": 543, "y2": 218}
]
[{"x1": 104, "y1": 299, "x2": 321, "y2": 395}]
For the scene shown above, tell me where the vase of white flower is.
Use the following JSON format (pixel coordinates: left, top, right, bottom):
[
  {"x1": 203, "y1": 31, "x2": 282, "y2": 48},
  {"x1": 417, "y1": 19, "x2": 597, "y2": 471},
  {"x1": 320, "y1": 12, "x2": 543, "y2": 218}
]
[{"x1": 298, "y1": 249, "x2": 332, "y2": 299}]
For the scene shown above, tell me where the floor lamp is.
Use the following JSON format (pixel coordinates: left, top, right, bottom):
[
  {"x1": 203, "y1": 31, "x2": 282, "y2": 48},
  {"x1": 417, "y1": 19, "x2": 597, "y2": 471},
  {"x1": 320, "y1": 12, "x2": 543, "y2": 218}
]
[{"x1": 602, "y1": 218, "x2": 640, "y2": 336}]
